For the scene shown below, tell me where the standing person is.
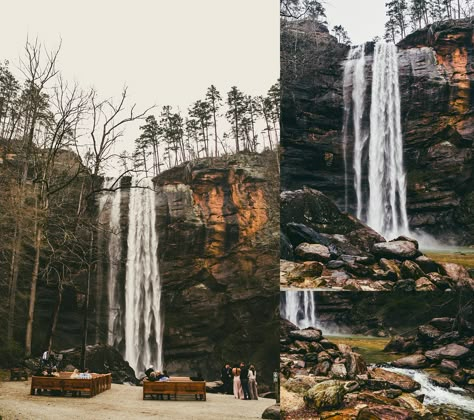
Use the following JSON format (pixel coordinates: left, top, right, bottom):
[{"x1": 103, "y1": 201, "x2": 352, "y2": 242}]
[
  {"x1": 40, "y1": 350, "x2": 49, "y2": 369},
  {"x1": 248, "y1": 365, "x2": 258, "y2": 400},
  {"x1": 239, "y1": 362, "x2": 250, "y2": 400},
  {"x1": 232, "y1": 366, "x2": 243, "y2": 399},
  {"x1": 221, "y1": 363, "x2": 233, "y2": 395}
]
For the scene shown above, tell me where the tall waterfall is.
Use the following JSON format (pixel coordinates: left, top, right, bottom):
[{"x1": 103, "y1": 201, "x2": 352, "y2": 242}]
[
  {"x1": 367, "y1": 42, "x2": 409, "y2": 238},
  {"x1": 342, "y1": 44, "x2": 367, "y2": 214},
  {"x1": 124, "y1": 178, "x2": 163, "y2": 375},
  {"x1": 106, "y1": 179, "x2": 123, "y2": 348},
  {"x1": 281, "y1": 291, "x2": 318, "y2": 329},
  {"x1": 343, "y1": 41, "x2": 409, "y2": 239}
]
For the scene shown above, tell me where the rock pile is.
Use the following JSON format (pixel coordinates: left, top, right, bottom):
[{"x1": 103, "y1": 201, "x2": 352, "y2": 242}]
[
  {"x1": 281, "y1": 189, "x2": 474, "y2": 292},
  {"x1": 386, "y1": 317, "x2": 474, "y2": 390},
  {"x1": 280, "y1": 318, "x2": 437, "y2": 418}
]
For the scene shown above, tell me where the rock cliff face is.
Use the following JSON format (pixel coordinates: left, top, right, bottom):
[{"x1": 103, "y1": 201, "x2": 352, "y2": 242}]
[
  {"x1": 154, "y1": 152, "x2": 279, "y2": 386},
  {"x1": 281, "y1": 18, "x2": 474, "y2": 244}
]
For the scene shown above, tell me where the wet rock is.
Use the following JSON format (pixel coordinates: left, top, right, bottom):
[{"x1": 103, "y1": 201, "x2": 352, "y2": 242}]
[
  {"x1": 426, "y1": 272, "x2": 452, "y2": 290},
  {"x1": 368, "y1": 368, "x2": 421, "y2": 392},
  {"x1": 425, "y1": 343, "x2": 470, "y2": 361},
  {"x1": 327, "y1": 260, "x2": 345, "y2": 269},
  {"x1": 346, "y1": 352, "x2": 368, "y2": 378},
  {"x1": 396, "y1": 393, "x2": 432, "y2": 417},
  {"x1": 400, "y1": 260, "x2": 425, "y2": 279},
  {"x1": 439, "y1": 359, "x2": 460, "y2": 373},
  {"x1": 391, "y1": 354, "x2": 427, "y2": 369},
  {"x1": 372, "y1": 241, "x2": 420, "y2": 260},
  {"x1": 429, "y1": 376, "x2": 454, "y2": 388},
  {"x1": 280, "y1": 232, "x2": 294, "y2": 261}
]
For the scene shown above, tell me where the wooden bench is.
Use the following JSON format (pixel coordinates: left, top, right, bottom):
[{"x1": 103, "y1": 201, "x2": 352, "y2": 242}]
[
  {"x1": 30, "y1": 373, "x2": 112, "y2": 398},
  {"x1": 143, "y1": 379, "x2": 206, "y2": 401}
]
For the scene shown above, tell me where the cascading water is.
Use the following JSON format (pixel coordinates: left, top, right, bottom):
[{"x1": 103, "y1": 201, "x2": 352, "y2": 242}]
[
  {"x1": 281, "y1": 291, "x2": 318, "y2": 329},
  {"x1": 105, "y1": 179, "x2": 123, "y2": 348},
  {"x1": 342, "y1": 43, "x2": 367, "y2": 215},
  {"x1": 124, "y1": 178, "x2": 163, "y2": 375},
  {"x1": 367, "y1": 42, "x2": 409, "y2": 238},
  {"x1": 384, "y1": 367, "x2": 474, "y2": 414},
  {"x1": 343, "y1": 41, "x2": 409, "y2": 239}
]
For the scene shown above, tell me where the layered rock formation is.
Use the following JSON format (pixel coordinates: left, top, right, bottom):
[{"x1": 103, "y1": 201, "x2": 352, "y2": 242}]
[
  {"x1": 281, "y1": 188, "x2": 474, "y2": 291},
  {"x1": 281, "y1": 18, "x2": 474, "y2": 244}
]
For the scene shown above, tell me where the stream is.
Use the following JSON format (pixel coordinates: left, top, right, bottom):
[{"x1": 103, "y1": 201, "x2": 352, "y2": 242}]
[{"x1": 329, "y1": 335, "x2": 474, "y2": 418}]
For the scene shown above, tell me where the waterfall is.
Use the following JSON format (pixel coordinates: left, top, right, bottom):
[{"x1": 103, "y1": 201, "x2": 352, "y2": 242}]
[
  {"x1": 124, "y1": 178, "x2": 163, "y2": 375},
  {"x1": 342, "y1": 44, "x2": 367, "y2": 214},
  {"x1": 367, "y1": 42, "x2": 409, "y2": 238},
  {"x1": 343, "y1": 41, "x2": 409, "y2": 239},
  {"x1": 106, "y1": 179, "x2": 122, "y2": 348},
  {"x1": 281, "y1": 291, "x2": 318, "y2": 329}
]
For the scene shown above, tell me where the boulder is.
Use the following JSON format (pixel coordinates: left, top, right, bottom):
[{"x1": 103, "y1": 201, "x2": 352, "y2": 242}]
[
  {"x1": 396, "y1": 393, "x2": 432, "y2": 417},
  {"x1": 368, "y1": 368, "x2": 421, "y2": 392},
  {"x1": 439, "y1": 359, "x2": 460, "y2": 373},
  {"x1": 287, "y1": 261, "x2": 325, "y2": 281},
  {"x1": 304, "y1": 380, "x2": 357, "y2": 410},
  {"x1": 346, "y1": 352, "x2": 368, "y2": 378},
  {"x1": 356, "y1": 405, "x2": 417, "y2": 420},
  {"x1": 415, "y1": 277, "x2": 437, "y2": 291},
  {"x1": 400, "y1": 260, "x2": 425, "y2": 279},
  {"x1": 329, "y1": 363, "x2": 347, "y2": 379},
  {"x1": 295, "y1": 243, "x2": 331, "y2": 262},
  {"x1": 391, "y1": 354, "x2": 427, "y2": 369},
  {"x1": 206, "y1": 381, "x2": 224, "y2": 393},
  {"x1": 425, "y1": 343, "x2": 470, "y2": 361},
  {"x1": 284, "y1": 376, "x2": 319, "y2": 394},
  {"x1": 393, "y1": 279, "x2": 416, "y2": 292},
  {"x1": 429, "y1": 317, "x2": 456, "y2": 332},
  {"x1": 417, "y1": 324, "x2": 442, "y2": 341},
  {"x1": 414, "y1": 256, "x2": 439, "y2": 273},
  {"x1": 429, "y1": 376, "x2": 454, "y2": 388},
  {"x1": 426, "y1": 272, "x2": 452, "y2": 290},
  {"x1": 289, "y1": 328, "x2": 322, "y2": 342},
  {"x1": 439, "y1": 263, "x2": 470, "y2": 282},
  {"x1": 371, "y1": 241, "x2": 420, "y2": 260},
  {"x1": 280, "y1": 232, "x2": 294, "y2": 260},
  {"x1": 379, "y1": 259, "x2": 402, "y2": 279},
  {"x1": 262, "y1": 404, "x2": 281, "y2": 419}
]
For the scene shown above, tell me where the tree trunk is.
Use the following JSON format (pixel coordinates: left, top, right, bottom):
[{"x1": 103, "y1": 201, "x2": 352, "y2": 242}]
[
  {"x1": 234, "y1": 107, "x2": 239, "y2": 152},
  {"x1": 213, "y1": 109, "x2": 219, "y2": 157},
  {"x1": 47, "y1": 284, "x2": 63, "y2": 353},
  {"x1": 25, "y1": 223, "x2": 43, "y2": 356},
  {"x1": 7, "y1": 221, "x2": 22, "y2": 341}
]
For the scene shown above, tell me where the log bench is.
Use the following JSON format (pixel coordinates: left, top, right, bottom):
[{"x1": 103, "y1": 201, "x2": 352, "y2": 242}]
[
  {"x1": 30, "y1": 373, "x2": 111, "y2": 397},
  {"x1": 143, "y1": 379, "x2": 206, "y2": 401}
]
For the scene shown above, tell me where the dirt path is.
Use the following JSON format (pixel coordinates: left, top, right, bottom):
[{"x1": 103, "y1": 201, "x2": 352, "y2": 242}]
[{"x1": 0, "y1": 380, "x2": 275, "y2": 419}]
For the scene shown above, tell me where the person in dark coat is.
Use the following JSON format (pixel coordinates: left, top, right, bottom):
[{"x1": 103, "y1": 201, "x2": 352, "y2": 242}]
[
  {"x1": 221, "y1": 363, "x2": 233, "y2": 394},
  {"x1": 239, "y1": 362, "x2": 250, "y2": 400}
]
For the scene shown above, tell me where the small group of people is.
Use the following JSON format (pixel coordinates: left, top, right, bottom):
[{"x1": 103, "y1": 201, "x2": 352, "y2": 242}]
[
  {"x1": 221, "y1": 362, "x2": 258, "y2": 400},
  {"x1": 70, "y1": 368, "x2": 92, "y2": 379},
  {"x1": 144, "y1": 366, "x2": 170, "y2": 382}
]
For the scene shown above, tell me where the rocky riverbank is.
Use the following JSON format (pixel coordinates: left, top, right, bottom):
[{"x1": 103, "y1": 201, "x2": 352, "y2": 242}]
[
  {"x1": 279, "y1": 318, "x2": 453, "y2": 419},
  {"x1": 386, "y1": 317, "x2": 474, "y2": 392},
  {"x1": 281, "y1": 188, "x2": 474, "y2": 292}
]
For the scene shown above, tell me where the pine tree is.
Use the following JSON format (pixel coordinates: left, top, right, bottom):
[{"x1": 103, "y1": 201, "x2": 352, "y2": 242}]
[
  {"x1": 226, "y1": 86, "x2": 246, "y2": 153},
  {"x1": 205, "y1": 85, "x2": 222, "y2": 157}
]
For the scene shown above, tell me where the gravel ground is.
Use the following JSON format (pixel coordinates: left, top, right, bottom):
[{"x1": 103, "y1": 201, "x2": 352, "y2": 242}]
[{"x1": 0, "y1": 380, "x2": 275, "y2": 419}]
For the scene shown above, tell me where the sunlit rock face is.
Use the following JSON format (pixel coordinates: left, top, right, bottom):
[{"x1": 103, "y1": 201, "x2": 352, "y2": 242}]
[
  {"x1": 154, "y1": 151, "x2": 279, "y2": 386},
  {"x1": 281, "y1": 18, "x2": 474, "y2": 244}
]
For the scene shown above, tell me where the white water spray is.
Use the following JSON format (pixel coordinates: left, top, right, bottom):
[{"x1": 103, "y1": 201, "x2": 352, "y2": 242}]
[
  {"x1": 367, "y1": 42, "x2": 409, "y2": 239},
  {"x1": 384, "y1": 367, "x2": 474, "y2": 413},
  {"x1": 281, "y1": 291, "x2": 319, "y2": 329},
  {"x1": 105, "y1": 179, "x2": 122, "y2": 348},
  {"x1": 124, "y1": 178, "x2": 163, "y2": 375},
  {"x1": 342, "y1": 44, "x2": 367, "y2": 216}
]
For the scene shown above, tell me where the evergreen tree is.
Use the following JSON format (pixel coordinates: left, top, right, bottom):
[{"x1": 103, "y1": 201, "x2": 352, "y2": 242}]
[
  {"x1": 226, "y1": 86, "x2": 246, "y2": 153},
  {"x1": 205, "y1": 85, "x2": 222, "y2": 157}
]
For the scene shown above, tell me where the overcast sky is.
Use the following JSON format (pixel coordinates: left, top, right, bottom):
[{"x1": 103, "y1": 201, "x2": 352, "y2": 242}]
[
  {"x1": 325, "y1": 0, "x2": 386, "y2": 45},
  {"x1": 0, "y1": 0, "x2": 279, "y2": 171}
]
